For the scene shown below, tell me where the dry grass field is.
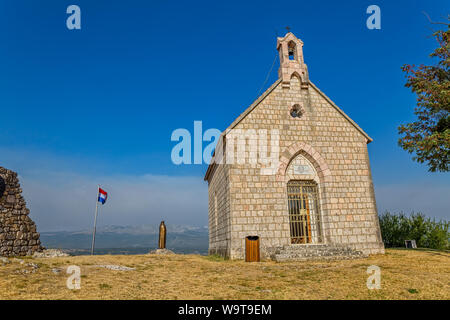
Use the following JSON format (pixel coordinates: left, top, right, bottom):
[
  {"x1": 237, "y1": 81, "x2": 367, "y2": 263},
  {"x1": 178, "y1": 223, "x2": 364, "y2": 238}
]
[{"x1": 0, "y1": 248, "x2": 448, "y2": 300}]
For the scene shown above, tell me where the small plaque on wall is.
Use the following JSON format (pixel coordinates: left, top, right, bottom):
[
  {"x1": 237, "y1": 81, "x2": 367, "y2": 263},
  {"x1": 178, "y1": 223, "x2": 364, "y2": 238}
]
[{"x1": 293, "y1": 165, "x2": 313, "y2": 175}]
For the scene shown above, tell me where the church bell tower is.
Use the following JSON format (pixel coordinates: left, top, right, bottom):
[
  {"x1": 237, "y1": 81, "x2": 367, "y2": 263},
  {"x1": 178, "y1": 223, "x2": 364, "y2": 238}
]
[{"x1": 277, "y1": 32, "x2": 309, "y2": 89}]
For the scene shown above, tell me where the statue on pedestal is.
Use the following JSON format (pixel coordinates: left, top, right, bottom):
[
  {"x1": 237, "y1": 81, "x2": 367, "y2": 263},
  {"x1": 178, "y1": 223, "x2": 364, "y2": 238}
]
[
  {"x1": 158, "y1": 221, "x2": 166, "y2": 249},
  {"x1": 149, "y1": 221, "x2": 173, "y2": 255}
]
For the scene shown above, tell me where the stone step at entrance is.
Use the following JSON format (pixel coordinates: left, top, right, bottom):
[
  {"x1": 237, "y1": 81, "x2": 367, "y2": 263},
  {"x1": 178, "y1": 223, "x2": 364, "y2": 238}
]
[{"x1": 271, "y1": 244, "x2": 366, "y2": 262}]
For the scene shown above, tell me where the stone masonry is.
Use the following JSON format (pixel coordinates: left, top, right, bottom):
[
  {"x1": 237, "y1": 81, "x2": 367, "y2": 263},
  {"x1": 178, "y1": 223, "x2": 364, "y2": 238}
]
[
  {"x1": 204, "y1": 32, "x2": 385, "y2": 260},
  {"x1": 0, "y1": 166, "x2": 42, "y2": 256}
]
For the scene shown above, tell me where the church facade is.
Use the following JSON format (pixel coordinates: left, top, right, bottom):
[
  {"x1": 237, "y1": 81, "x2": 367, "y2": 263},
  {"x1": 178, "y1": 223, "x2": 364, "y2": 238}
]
[{"x1": 204, "y1": 33, "x2": 384, "y2": 260}]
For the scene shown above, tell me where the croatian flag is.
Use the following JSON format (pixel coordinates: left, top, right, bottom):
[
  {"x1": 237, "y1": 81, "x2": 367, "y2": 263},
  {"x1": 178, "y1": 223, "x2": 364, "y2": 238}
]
[{"x1": 98, "y1": 188, "x2": 108, "y2": 205}]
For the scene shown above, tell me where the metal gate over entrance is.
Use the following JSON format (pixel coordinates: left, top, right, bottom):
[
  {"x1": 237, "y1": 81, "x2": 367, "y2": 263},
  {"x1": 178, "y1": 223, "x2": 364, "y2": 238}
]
[{"x1": 287, "y1": 180, "x2": 322, "y2": 244}]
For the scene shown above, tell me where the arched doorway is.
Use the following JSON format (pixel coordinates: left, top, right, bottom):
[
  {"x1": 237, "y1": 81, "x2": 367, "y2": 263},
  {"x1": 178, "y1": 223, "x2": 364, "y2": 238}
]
[{"x1": 287, "y1": 180, "x2": 322, "y2": 244}]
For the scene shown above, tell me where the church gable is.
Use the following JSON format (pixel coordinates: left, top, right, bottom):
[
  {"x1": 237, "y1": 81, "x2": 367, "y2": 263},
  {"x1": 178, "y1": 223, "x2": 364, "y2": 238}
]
[
  {"x1": 225, "y1": 31, "x2": 371, "y2": 144},
  {"x1": 207, "y1": 33, "x2": 373, "y2": 181},
  {"x1": 228, "y1": 76, "x2": 371, "y2": 146}
]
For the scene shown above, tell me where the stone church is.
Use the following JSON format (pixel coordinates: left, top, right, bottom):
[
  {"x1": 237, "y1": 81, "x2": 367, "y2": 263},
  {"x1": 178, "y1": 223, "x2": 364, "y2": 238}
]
[{"x1": 204, "y1": 32, "x2": 384, "y2": 260}]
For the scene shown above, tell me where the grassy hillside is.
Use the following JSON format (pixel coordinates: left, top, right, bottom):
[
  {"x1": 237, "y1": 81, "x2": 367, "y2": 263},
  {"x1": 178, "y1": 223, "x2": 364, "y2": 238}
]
[{"x1": 0, "y1": 249, "x2": 448, "y2": 300}]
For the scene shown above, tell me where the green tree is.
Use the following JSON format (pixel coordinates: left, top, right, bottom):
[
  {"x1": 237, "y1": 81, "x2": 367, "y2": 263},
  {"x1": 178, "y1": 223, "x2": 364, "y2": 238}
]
[
  {"x1": 425, "y1": 219, "x2": 450, "y2": 250},
  {"x1": 398, "y1": 17, "x2": 450, "y2": 172},
  {"x1": 409, "y1": 213, "x2": 429, "y2": 247},
  {"x1": 379, "y1": 211, "x2": 449, "y2": 250}
]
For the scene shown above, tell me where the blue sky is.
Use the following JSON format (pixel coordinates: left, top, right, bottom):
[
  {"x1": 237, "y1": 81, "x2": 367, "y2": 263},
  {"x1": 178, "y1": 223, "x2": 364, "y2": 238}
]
[{"x1": 0, "y1": 0, "x2": 448, "y2": 231}]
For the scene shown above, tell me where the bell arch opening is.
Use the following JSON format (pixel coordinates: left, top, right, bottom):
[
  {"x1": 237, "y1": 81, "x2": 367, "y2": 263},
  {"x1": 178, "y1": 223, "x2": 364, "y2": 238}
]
[{"x1": 288, "y1": 40, "x2": 297, "y2": 61}]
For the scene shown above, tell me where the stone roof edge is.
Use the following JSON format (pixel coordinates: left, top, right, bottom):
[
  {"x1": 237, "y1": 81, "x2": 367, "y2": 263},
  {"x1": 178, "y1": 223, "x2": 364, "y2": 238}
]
[
  {"x1": 204, "y1": 79, "x2": 282, "y2": 182},
  {"x1": 309, "y1": 81, "x2": 373, "y2": 143},
  {"x1": 227, "y1": 79, "x2": 283, "y2": 131}
]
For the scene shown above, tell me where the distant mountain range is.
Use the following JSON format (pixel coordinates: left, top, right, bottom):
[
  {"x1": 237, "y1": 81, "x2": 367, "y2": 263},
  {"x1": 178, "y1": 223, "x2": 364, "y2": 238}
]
[{"x1": 40, "y1": 225, "x2": 209, "y2": 255}]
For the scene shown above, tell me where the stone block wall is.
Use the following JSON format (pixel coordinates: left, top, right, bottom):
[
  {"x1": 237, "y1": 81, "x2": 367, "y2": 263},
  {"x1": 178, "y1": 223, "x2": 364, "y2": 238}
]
[
  {"x1": 207, "y1": 161, "x2": 232, "y2": 257},
  {"x1": 0, "y1": 166, "x2": 42, "y2": 256}
]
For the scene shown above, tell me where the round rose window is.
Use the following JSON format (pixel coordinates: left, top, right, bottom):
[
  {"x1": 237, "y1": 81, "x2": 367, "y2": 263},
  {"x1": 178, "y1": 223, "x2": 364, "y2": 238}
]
[{"x1": 290, "y1": 104, "x2": 304, "y2": 118}]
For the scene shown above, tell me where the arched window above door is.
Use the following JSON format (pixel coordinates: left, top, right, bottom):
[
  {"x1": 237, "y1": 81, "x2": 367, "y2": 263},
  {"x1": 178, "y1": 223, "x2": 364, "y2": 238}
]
[{"x1": 286, "y1": 153, "x2": 317, "y2": 182}]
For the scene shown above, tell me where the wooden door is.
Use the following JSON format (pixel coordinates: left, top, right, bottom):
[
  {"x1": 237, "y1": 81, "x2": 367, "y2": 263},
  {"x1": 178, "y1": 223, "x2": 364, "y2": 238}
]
[{"x1": 245, "y1": 236, "x2": 260, "y2": 262}]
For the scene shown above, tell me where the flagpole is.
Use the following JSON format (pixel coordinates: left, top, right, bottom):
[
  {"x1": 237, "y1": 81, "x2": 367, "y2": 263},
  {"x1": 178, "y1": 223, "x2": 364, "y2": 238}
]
[{"x1": 91, "y1": 185, "x2": 100, "y2": 255}]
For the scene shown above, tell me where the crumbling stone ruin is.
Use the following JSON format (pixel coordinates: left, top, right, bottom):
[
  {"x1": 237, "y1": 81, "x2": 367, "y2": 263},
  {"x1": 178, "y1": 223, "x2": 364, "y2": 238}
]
[{"x1": 0, "y1": 166, "x2": 42, "y2": 256}]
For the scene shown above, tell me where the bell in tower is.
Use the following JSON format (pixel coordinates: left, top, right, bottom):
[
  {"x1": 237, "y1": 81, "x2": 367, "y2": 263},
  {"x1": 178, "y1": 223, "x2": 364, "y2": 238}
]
[{"x1": 277, "y1": 32, "x2": 309, "y2": 89}]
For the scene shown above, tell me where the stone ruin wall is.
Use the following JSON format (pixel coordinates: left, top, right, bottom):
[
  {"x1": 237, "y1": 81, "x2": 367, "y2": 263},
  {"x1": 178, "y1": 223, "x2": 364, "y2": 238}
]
[{"x1": 0, "y1": 166, "x2": 42, "y2": 256}]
